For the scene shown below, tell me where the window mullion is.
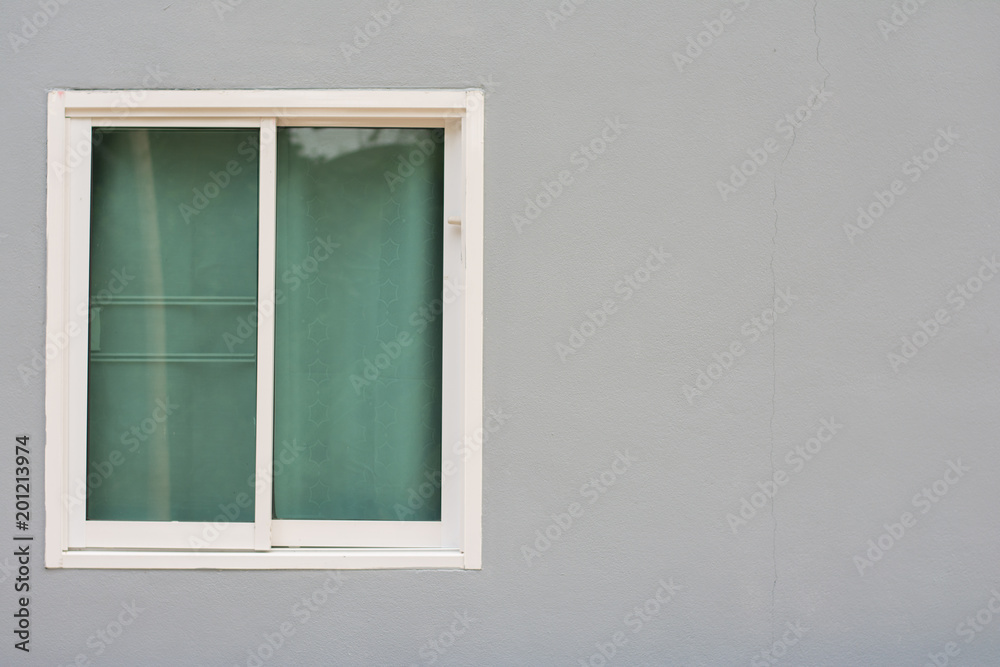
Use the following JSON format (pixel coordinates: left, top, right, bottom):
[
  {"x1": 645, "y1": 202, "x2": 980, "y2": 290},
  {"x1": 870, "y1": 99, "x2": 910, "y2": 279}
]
[{"x1": 254, "y1": 118, "x2": 278, "y2": 551}]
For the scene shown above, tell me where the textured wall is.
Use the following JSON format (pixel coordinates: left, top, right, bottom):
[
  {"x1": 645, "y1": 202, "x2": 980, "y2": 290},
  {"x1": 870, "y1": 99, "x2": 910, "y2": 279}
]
[{"x1": 1, "y1": 0, "x2": 999, "y2": 664}]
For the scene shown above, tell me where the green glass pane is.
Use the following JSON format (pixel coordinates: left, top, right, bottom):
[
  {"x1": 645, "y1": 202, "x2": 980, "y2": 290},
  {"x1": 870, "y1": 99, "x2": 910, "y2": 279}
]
[
  {"x1": 274, "y1": 128, "x2": 444, "y2": 521},
  {"x1": 86, "y1": 128, "x2": 259, "y2": 522}
]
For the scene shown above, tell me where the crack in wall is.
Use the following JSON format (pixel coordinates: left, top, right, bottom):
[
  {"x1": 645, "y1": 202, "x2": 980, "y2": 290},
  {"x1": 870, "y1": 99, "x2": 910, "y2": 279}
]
[{"x1": 766, "y1": 0, "x2": 831, "y2": 646}]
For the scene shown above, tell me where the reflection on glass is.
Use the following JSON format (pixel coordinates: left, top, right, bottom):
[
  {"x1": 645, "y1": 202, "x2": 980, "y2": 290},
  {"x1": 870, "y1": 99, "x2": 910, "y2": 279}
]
[
  {"x1": 86, "y1": 128, "x2": 259, "y2": 522},
  {"x1": 274, "y1": 127, "x2": 444, "y2": 521}
]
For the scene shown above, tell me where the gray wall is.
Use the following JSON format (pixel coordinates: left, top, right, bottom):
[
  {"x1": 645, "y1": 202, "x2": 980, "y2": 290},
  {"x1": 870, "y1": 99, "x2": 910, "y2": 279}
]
[{"x1": 2, "y1": 0, "x2": 999, "y2": 664}]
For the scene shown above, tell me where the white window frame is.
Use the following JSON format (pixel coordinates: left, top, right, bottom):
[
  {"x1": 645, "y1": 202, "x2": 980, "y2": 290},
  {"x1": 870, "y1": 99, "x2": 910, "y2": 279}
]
[{"x1": 44, "y1": 89, "x2": 484, "y2": 570}]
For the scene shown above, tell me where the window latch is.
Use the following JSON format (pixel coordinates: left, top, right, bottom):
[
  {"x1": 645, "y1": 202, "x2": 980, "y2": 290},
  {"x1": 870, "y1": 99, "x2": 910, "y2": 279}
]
[{"x1": 447, "y1": 217, "x2": 462, "y2": 227}]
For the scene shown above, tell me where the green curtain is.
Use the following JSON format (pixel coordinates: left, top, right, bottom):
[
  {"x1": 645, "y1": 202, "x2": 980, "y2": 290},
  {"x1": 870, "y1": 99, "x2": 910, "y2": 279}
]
[
  {"x1": 86, "y1": 128, "x2": 259, "y2": 522},
  {"x1": 273, "y1": 128, "x2": 444, "y2": 521}
]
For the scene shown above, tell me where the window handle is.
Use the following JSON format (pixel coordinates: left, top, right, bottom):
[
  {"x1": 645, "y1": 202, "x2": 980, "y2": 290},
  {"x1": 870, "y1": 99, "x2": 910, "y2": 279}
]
[
  {"x1": 448, "y1": 218, "x2": 465, "y2": 266},
  {"x1": 89, "y1": 307, "x2": 101, "y2": 352}
]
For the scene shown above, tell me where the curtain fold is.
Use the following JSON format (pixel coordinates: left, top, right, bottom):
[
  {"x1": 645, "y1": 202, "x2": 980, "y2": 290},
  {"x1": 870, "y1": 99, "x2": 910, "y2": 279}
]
[{"x1": 86, "y1": 128, "x2": 259, "y2": 522}]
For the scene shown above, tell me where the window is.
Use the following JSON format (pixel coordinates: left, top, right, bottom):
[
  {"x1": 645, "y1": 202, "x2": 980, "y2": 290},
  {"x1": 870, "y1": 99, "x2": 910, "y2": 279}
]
[{"x1": 44, "y1": 90, "x2": 484, "y2": 569}]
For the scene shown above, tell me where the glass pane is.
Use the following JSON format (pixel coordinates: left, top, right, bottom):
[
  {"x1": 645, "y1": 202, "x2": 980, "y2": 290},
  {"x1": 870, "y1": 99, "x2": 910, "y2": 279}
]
[
  {"x1": 274, "y1": 127, "x2": 444, "y2": 521},
  {"x1": 86, "y1": 128, "x2": 259, "y2": 522}
]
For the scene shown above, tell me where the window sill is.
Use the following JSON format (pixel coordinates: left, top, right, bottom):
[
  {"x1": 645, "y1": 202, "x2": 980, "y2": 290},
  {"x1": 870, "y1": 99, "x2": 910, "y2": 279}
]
[{"x1": 50, "y1": 548, "x2": 470, "y2": 570}]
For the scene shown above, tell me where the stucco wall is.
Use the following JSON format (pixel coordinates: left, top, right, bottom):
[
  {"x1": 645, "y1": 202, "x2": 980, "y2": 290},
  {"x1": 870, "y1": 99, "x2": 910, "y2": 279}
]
[{"x1": 1, "y1": 0, "x2": 999, "y2": 664}]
